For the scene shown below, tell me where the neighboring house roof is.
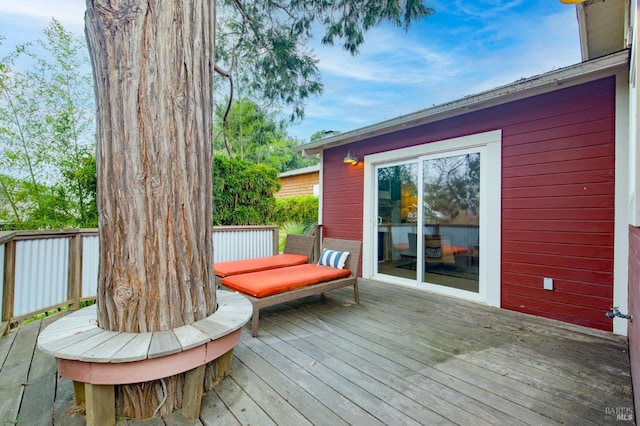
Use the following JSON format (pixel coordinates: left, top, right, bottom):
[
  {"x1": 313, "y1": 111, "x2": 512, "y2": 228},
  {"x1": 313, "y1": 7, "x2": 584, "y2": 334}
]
[
  {"x1": 577, "y1": 0, "x2": 629, "y2": 60},
  {"x1": 297, "y1": 49, "x2": 628, "y2": 156},
  {"x1": 278, "y1": 165, "x2": 319, "y2": 178}
]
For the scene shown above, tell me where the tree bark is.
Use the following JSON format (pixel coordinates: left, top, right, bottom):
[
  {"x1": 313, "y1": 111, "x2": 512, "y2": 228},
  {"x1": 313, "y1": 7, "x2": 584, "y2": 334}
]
[{"x1": 85, "y1": 0, "x2": 216, "y2": 418}]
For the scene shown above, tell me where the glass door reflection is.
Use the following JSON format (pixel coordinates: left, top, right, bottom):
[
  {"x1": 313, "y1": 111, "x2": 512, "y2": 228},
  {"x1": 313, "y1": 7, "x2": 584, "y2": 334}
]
[
  {"x1": 376, "y1": 162, "x2": 418, "y2": 280},
  {"x1": 421, "y1": 152, "x2": 480, "y2": 292}
]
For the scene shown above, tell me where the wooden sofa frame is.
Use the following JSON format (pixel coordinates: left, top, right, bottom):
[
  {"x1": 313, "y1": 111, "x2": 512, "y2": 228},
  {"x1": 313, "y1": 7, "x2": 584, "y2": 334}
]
[
  {"x1": 229, "y1": 238, "x2": 362, "y2": 337},
  {"x1": 282, "y1": 233, "x2": 316, "y2": 259}
]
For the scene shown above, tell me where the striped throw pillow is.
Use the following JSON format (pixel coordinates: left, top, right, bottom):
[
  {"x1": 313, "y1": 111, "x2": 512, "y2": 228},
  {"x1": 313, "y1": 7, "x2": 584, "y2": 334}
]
[{"x1": 317, "y1": 249, "x2": 350, "y2": 269}]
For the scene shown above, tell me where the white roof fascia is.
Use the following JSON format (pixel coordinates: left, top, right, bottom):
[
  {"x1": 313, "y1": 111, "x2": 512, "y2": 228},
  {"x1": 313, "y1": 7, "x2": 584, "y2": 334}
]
[
  {"x1": 297, "y1": 50, "x2": 629, "y2": 155},
  {"x1": 577, "y1": 3, "x2": 590, "y2": 61}
]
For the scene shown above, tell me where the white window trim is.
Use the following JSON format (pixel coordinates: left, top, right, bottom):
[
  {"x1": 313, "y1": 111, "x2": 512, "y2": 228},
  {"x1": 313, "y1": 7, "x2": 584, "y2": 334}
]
[
  {"x1": 362, "y1": 129, "x2": 502, "y2": 307},
  {"x1": 616, "y1": 70, "x2": 631, "y2": 336}
]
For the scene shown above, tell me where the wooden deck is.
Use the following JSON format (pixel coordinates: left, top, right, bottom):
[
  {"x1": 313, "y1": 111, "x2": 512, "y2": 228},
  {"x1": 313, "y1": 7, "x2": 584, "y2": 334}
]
[{"x1": 0, "y1": 279, "x2": 634, "y2": 425}]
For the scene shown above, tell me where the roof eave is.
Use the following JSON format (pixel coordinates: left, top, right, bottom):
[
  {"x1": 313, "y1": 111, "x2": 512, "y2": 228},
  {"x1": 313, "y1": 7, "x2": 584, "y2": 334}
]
[
  {"x1": 279, "y1": 164, "x2": 320, "y2": 178},
  {"x1": 297, "y1": 50, "x2": 629, "y2": 156}
]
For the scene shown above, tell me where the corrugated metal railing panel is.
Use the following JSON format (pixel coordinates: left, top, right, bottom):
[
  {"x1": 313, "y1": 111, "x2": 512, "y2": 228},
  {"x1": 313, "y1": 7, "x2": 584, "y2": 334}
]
[
  {"x1": 0, "y1": 243, "x2": 4, "y2": 314},
  {"x1": 82, "y1": 235, "x2": 99, "y2": 299},
  {"x1": 213, "y1": 229, "x2": 274, "y2": 262},
  {"x1": 0, "y1": 227, "x2": 276, "y2": 321},
  {"x1": 14, "y1": 238, "x2": 69, "y2": 317}
]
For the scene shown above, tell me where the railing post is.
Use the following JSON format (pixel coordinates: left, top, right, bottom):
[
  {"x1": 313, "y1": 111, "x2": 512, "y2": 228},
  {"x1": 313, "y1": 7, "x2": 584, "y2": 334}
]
[
  {"x1": 272, "y1": 226, "x2": 279, "y2": 255},
  {"x1": 312, "y1": 224, "x2": 322, "y2": 262},
  {"x1": 2, "y1": 238, "x2": 16, "y2": 335},
  {"x1": 67, "y1": 232, "x2": 83, "y2": 311}
]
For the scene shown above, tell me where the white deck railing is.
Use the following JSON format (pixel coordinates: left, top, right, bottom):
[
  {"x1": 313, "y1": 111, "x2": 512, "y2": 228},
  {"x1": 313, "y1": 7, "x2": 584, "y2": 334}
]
[{"x1": 0, "y1": 225, "x2": 278, "y2": 333}]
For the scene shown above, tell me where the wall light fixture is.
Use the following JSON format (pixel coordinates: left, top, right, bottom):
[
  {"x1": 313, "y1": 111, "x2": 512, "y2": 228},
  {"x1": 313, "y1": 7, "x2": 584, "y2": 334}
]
[{"x1": 343, "y1": 150, "x2": 359, "y2": 166}]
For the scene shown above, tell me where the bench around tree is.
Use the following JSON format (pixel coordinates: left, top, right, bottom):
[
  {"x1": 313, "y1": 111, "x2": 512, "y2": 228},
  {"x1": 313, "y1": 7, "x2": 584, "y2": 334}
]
[{"x1": 37, "y1": 290, "x2": 251, "y2": 426}]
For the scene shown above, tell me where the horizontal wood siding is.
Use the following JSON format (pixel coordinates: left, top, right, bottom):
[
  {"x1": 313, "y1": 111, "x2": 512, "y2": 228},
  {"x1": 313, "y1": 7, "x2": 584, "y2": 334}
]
[
  {"x1": 276, "y1": 172, "x2": 319, "y2": 199},
  {"x1": 322, "y1": 76, "x2": 616, "y2": 331},
  {"x1": 322, "y1": 152, "x2": 364, "y2": 243},
  {"x1": 501, "y1": 77, "x2": 615, "y2": 331}
]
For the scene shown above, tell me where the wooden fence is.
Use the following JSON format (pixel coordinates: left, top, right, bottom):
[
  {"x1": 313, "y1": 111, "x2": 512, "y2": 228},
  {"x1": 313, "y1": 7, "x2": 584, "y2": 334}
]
[{"x1": 0, "y1": 226, "x2": 280, "y2": 335}]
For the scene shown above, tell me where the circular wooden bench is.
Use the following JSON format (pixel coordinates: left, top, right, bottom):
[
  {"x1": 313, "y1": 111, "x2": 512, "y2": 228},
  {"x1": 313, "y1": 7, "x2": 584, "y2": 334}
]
[{"x1": 37, "y1": 290, "x2": 252, "y2": 426}]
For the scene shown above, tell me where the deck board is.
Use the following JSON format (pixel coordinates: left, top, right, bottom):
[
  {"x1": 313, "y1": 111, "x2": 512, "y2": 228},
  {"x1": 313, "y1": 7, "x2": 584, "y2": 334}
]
[
  {"x1": 259, "y1": 323, "x2": 426, "y2": 426},
  {"x1": 260, "y1": 313, "x2": 467, "y2": 422},
  {"x1": 281, "y1": 308, "x2": 535, "y2": 426},
  {"x1": 238, "y1": 335, "x2": 379, "y2": 425},
  {"x1": 0, "y1": 318, "x2": 39, "y2": 425},
  {"x1": 53, "y1": 376, "x2": 85, "y2": 425},
  {"x1": 231, "y1": 342, "x2": 347, "y2": 426},
  {"x1": 226, "y1": 356, "x2": 314, "y2": 426},
  {"x1": 18, "y1": 319, "x2": 57, "y2": 426},
  {"x1": 212, "y1": 366, "x2": 278, "y2": 426},
  {"x1": 277, "y1": 299, "x2": 560, "y2": 425},
  {"x1": 199, "y1": 387, "x2": 241, "y2": 426},
  {"x1": 0, "y1": 279, "x2": 634, "y2": 425}
]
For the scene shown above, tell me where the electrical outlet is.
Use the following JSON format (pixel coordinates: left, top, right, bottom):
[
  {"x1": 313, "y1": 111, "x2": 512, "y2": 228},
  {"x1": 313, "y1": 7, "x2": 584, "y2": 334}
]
[{"x1": 543, "y1": 277, "x2": 553, "y2": 291}]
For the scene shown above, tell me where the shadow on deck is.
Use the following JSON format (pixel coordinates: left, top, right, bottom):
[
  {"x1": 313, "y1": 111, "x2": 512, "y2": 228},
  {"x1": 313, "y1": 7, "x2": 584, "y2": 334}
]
[{"x1": 0, "y1": 279, "x2": 634, "y2": 425}]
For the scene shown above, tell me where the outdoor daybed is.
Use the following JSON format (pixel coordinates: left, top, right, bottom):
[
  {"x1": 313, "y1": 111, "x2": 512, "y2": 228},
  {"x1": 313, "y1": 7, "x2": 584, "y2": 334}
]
[
  {"x1": 214, "y1": 234, "x2": 315, "y2": 286},
  {"x1": 221, "y1": 238, "x2": 362, "y2": 336}
]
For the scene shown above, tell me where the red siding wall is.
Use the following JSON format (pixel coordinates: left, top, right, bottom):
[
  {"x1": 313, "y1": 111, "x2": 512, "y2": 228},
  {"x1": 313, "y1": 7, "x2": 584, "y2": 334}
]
[
  {"x1": 501, "y1": 80, "x2": 615, "y2": 331},
  {"x1": 629, "y1": 225, "x2": 640, "y2": 411},
  {"x1": 323, "y1": 153, "x2": 365, "y2": 242},
  {"x1": 322, "y1": 76, "x2": 616, "y2": 331}
]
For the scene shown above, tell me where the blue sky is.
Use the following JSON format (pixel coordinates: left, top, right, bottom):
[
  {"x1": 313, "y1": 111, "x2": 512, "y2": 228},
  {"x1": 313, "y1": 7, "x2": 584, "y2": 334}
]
[{"x1": 0, "y1": 0, "x2": 582, "y2": 142}]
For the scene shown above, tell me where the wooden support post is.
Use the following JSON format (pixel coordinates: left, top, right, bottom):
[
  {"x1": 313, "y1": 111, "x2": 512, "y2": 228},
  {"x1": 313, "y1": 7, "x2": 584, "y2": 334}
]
[
  {"x1": 271, "y1": 226, "x2": 279, "y2": 255},
  {"x1": 73, "y1": 380, "x2": 86, "y2": 405},
  {"x1": 2, "y1": 238, "x2": 16, "y2": 336},
  {"x1": 182, "y1": 364, "x2": 206, "y2": 419},
  {"x1": 85, "y1": 383, "x2": 115, "y2": 426},
  {"x1": 312, "y1": 224, "x2": 322, "y2": 263},
  {"x1": 67, "y1": 234, "x2": 83, "y2": 311},
  {"x1": 216, "y1": 348, "x2": 235, "y2": 379}
]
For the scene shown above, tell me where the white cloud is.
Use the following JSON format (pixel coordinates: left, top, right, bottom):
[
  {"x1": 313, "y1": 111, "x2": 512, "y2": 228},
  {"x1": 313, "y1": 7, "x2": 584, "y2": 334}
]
[
  {"x1": 0, "y1": 0, "x2": 86, "y2": 56},
  {"x1": 459, "y1": 10, "x2": 581, "y2": 96},
  {"x1": 0, "y1": 1, "x2": 583, "y2": 143},
  {"x1": 289, "y1": 3, "x2": 581, "y2": 139},
  {"x1": 0, "y1": 0, "x2": 85, "y2": 29},
  {"x1": 313, "y1": 26, "x2": 459, "y2": 92},
  {"x1": 452, "y1": 0, "x2": 524, "y2": 19}
]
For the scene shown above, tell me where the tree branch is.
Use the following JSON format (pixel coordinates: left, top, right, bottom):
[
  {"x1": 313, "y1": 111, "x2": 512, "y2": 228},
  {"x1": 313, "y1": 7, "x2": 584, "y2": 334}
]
[{"x1": 214, "y1": 55, "x2": 235, "y2": 157}]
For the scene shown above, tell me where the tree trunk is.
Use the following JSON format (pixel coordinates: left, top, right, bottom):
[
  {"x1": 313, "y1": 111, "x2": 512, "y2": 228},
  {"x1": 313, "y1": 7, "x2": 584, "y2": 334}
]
[{"x1": 85, "y1": 0, "x2": 216, "y2": 418}]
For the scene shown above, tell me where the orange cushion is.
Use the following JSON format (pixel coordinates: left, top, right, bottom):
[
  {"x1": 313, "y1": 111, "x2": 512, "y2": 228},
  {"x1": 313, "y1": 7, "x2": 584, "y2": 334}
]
[
  {"x1": 221, "y1": 263, "x2": 352, "y2": 298},
  {"x1": 447, "y1": 246, "x2": 470, "y2": 256},
  {"x1": 214, "y1": 254, "x2": 308, "y2": 278}
]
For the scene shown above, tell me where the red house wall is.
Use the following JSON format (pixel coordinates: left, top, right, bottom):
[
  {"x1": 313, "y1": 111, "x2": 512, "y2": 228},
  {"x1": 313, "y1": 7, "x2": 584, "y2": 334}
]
[{"x1": 322, "y1": 76, "x2": 616, "y2": 331}]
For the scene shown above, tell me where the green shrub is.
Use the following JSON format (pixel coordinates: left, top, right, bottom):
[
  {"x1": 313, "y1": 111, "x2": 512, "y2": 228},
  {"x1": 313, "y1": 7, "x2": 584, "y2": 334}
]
[
  {"x1": 273, "y1": 195, "x2": 318, "y2": 225},
  {"x1": 213, "y1": 155, "x2": 281, "y2": 225},
  {"x1": 278, "y1": 221, "x2": 317, "y2": 252}
]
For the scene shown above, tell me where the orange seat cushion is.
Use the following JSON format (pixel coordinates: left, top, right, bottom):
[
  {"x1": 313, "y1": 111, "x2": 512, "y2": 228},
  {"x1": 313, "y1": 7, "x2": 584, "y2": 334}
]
[
  {"x1": 394, "y1": 243, "x2": 410, "y2": 251},
  {"x1": 447, "y1": 246, "x2": 470, "y2": 256},
  {"x1": 221, "y1": 263, "x2": 352, "y2": 298},
  {"x1": 214, "y1": 254, "x2": 308, "y2": 278}
]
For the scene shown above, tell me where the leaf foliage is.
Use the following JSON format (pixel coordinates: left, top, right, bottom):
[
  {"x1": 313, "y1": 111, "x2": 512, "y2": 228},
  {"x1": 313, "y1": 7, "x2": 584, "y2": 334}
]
[
  {"x1": 213, "y1": 154, "x2": 281, "y2": 225},
  {"x1": 0, "y1": 20, "x2": 96, "y2": 229},
  {"x1": 216, "y1": 0, "x2": 434, "y2": 121}
]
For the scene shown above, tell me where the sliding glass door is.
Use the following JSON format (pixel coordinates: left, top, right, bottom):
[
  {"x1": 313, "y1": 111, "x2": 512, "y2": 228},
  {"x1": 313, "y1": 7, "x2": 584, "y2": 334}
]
[
  {"x1": 375, "y1": 162, "x2": 418, "y2": 280},
  {"x1": 421, "y1": 152, "x2": 480, "y2": 293},
  {"x1": 375, "y1": 150, "x2": 481, "y2": 295}
]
